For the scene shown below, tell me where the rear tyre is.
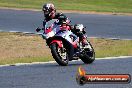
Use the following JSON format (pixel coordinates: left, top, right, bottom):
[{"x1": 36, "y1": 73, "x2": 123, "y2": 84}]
[
  {"x1": 50, "y1": 43, "x2": 69, "y2": 66},
  {"x1": 80, "y1": 42, "x2": 95, "y2": 64}
]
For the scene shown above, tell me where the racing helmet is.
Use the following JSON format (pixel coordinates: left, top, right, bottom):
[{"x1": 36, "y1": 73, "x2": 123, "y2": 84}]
[{"x1": 42, "y1": 3, "x2": 56, "y2": 17}]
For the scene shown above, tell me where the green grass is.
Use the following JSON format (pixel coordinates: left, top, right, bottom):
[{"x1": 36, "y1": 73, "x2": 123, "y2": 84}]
[
  {"x1": 0, "y1": 32, "x2": 132, "y2": 65},
  {"x1": 92, "y1": 38, "x2": 132, "y2": 57},
  {"x1": 0, "y1": 0, "x2": 132, "y2": 13},
  {"x1": 0, "y1": 57, "x2": 52, "y2": 65}
]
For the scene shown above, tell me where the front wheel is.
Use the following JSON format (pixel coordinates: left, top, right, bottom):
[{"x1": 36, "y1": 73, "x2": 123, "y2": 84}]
[
  {"x1": 80, "y1": 42, "x2": 95, "y2": 64},
  {"x1": 50, "y1": 43, "x2": 69, "y2": 66}
]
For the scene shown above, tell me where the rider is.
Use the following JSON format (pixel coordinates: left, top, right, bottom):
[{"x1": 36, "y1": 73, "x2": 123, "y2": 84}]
[{"x1": 36, "y1": 3, "x2": 88, "y2": 46}]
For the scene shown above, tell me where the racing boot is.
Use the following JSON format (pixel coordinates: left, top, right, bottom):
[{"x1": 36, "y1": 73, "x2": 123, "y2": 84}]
[{"x1": 80, "y1": 35, "x2": 89, "y2": 47}]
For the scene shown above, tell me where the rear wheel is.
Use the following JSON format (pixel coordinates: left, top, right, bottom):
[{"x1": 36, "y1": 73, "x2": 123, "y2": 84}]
[
  {"x1": 50, "y1": 43, "x2": 69, "y2": 66},
  {"x1": 80, "y1": 42, "x2": 95, "y2": 64}
]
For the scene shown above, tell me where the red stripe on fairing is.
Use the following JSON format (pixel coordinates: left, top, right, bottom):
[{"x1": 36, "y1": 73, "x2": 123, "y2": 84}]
[
  {"x1": 45, "y1": 27, "x2": 52, "y2": 34},
  {"x1": 71, "y1": 42, "x2": 77, "y2": 48},
  {"x1": 50, "y1": 40, "x2": 63, "y2": 48},
  {"x1": 60, "y1": 25, "x2": 70, "y2": 30}
]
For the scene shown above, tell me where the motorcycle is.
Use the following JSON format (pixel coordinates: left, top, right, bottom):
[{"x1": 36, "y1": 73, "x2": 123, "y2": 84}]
[{"x1": 36, "y1": 19, "x2": 95, "y2": 66}]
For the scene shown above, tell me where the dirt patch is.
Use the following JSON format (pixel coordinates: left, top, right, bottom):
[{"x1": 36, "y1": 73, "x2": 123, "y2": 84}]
[{"x1": 0, "y1": 32, "x2": 52, "y2": 59}]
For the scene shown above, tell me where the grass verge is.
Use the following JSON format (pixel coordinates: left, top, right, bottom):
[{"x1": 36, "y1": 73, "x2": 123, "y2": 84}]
[
  {"x1": 0, "y1": 0, "x2": 132, "y2": 13},
  {"x1": 0, "y1": 32, "x2": 132, "y2": 65}
]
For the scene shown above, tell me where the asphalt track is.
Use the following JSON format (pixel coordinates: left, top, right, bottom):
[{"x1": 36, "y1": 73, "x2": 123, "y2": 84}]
[
  {"x1": 0, "y1": 9, "x2": 132, "y2": 39},
  {"x1": 0, "y1": 57, "x2": 132, "y2": 88}
]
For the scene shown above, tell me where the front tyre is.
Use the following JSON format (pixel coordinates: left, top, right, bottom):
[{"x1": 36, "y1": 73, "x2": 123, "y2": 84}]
[
  {"x1": 80, "y1": 42, "x2": 95, "y2": 64},
  {"x1": 50, "y1": 43, "x2": 69, "y2": 66}
]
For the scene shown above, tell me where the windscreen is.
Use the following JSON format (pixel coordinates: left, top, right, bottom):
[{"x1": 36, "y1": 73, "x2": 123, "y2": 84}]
[
  {"x1": 45, "y1": 19, "x2": 58, "y2": 29},
  {"x1": 45, "y1": 19, "x2": 61, "y2": 34}
]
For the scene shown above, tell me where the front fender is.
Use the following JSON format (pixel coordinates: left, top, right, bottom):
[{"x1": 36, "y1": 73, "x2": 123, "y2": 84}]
[
  {"x1": 50, "y1": 40, "x2": 63, "y2": 48},
  {"x1": 46, "y1": 36, "x2": 74, "y2": 49}
]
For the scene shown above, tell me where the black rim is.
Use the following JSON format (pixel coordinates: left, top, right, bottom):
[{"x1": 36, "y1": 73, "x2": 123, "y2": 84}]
[{"x1": 56, "y1": 46, "x2": 68, "y2": 63}]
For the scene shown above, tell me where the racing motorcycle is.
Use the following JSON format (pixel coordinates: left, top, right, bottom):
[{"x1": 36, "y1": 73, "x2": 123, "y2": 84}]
[{"x1": 36, "y1": 19, "x2": 95, "y2": 66}]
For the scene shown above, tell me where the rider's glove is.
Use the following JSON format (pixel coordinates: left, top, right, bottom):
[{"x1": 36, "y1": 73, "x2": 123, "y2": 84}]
[{"x1": 36, "y1": 27, "x2": 41, "y2": 32}]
